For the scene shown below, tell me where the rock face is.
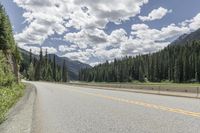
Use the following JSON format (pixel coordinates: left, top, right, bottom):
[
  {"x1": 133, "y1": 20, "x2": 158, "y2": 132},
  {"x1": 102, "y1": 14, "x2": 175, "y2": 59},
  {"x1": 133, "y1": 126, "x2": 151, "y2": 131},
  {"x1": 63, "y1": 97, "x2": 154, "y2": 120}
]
[{"x1": 5, "y1": 51, "x2": 19, "y2": 83}]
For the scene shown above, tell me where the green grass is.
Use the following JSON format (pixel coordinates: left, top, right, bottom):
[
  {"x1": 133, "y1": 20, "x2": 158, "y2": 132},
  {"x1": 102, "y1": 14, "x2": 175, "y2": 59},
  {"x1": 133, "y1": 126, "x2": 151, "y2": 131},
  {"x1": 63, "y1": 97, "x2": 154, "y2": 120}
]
[
  {"x1": 75, "y1": 81, "x2": 200, "y2": 87},
  {"x1": 129, "y1": 81, "x2": 200, "y2": 87},
  {"x1": 0, "y1": 83, "x2": 25, "y2": 124}
]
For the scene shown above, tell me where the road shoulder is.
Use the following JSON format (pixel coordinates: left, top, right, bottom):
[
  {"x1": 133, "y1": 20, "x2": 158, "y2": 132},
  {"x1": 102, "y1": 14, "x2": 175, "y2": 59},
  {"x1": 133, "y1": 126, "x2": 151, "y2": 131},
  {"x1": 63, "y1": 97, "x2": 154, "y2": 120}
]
[{"x1": 0, "y1": 83, "x2": 37, "y2": 133}]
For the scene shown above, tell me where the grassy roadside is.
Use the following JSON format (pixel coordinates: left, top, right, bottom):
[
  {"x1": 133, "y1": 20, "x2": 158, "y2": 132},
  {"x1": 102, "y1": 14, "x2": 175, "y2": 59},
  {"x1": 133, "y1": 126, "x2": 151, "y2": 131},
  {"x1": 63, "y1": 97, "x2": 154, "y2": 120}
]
[
  {"x1": 70, "y1": 81, "x2": 200, "y2": 94},
  {"x1": 0, "y1": 83, "x2": 25, "y2": 124},
  {"x1": 72, "y1": 81, "x2": 200, "y2": 87}
]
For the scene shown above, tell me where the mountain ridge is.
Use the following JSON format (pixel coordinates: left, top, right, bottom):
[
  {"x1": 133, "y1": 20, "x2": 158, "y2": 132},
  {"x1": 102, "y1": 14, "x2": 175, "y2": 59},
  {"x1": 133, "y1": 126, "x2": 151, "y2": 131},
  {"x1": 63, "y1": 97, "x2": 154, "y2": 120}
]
[
  {"x1": 171, "y1": 28, "x2": 200, "y2": 45},
  {"x1": 19, "y1": 48, "x2": 91, "y2": 80}
]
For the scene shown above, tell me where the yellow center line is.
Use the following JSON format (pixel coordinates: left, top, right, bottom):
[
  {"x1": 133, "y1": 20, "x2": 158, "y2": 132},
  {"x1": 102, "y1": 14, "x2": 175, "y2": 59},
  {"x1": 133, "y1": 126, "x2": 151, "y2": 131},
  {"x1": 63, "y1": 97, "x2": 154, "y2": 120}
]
[{"x1": 70, "y1": 89, "x2": 200, "y2": 118}]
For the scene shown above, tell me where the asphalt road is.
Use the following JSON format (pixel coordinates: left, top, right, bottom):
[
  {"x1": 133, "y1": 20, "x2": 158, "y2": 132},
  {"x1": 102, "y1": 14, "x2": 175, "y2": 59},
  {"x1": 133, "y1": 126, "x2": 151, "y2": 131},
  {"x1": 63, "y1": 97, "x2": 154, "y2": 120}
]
[{"x1": 30, "y1": 82, "x2": 200, "y2": 133}]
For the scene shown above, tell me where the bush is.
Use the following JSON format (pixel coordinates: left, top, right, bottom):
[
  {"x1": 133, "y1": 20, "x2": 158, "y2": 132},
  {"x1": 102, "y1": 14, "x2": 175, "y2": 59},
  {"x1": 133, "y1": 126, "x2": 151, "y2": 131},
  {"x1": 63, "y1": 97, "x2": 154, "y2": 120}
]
[
  {"x1": 0, "y1": 51, "x2": 15, "y2": 87},
  {"x1": 0, "y1": 83, "x2": 25, "y2": 124},
  {"x1": 0, "y1": 51, "x2": 25, "y2": 124}
]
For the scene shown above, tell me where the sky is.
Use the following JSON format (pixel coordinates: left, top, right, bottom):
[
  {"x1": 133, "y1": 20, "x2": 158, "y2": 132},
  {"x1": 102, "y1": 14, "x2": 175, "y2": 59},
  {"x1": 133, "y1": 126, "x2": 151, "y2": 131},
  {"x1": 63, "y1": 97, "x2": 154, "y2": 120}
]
[{"x1": 1, "y1": 0, "x2": 200, "y2": 66}]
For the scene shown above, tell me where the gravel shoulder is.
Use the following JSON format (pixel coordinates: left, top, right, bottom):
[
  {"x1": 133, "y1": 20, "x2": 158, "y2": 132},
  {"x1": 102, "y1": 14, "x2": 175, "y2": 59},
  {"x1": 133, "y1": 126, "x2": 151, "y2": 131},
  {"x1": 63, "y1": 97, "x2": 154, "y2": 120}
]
[{"x1": 0, "y1": 83, "x2": 37, "y2": 133}]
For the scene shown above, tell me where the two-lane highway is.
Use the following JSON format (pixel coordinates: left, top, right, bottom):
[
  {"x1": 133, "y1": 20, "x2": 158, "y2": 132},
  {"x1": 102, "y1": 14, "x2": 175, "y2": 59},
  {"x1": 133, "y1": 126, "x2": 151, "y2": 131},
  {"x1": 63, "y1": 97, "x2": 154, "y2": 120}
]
[{"x1": 30, "y1": 82, "x2": 200, "y2": 133}]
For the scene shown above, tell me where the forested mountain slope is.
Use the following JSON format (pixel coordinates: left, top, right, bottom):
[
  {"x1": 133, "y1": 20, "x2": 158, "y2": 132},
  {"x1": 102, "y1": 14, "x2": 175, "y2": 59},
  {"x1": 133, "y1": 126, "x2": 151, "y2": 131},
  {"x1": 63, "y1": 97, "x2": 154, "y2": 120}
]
[
  {"x1": 19, "y1": 48, "x2": 91, "y2": 80},
  {"x1": 0, "y1": 3, "x2": 24, "y2": 123},
  {"x1": 79, "y1": 29, "x2": 200, "y2": 83}
]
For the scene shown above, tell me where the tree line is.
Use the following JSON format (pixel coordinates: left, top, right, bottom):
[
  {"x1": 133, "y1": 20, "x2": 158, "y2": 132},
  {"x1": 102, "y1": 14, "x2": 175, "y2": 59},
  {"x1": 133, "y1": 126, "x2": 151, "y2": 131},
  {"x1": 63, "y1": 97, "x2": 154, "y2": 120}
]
[
  {"x1": 0, "y1": 4, "x2": 21, "y2": 84},
  {"x1": 79, "y1": 41, "x2": 200, "y2": 83},
  {"x1": 26, "y1": 48, "x2": 68, "y2": 82},
  {"x1": 0, "y1": 3, "x2": 68, "y2": 83}
]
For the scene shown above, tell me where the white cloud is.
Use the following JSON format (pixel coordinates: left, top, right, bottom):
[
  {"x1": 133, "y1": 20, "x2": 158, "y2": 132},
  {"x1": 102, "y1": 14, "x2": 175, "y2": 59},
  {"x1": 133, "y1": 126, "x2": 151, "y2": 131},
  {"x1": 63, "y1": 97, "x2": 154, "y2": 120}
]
[
  {"x1": 62, "y1": 50, "x2": 92, "y2": 63},
  {"x1": 90, "y1": 62, "x2": 102, "y2": 67},
  {"x1": 14, "y1": 0, "x2": 149, "y2": 47},
  {"x1": 58, "y1": 45, "x2": 77, "y2": 52},
  {"x1": 20, "y1": 45, "x2": 57, "y2": 55},
  {"x1": 131, "y1": 23, "x2": 190, "y2": 41},
  {"x1": 43, "y1": 47, "x2": 57, "y2": 54},
  {"x1": 74, "y1": 0, "x2": 149, "y2": 27},
  {"x1": 139, "y1": 7, "x2": 172, "y2": 22},
  {"x1": 14, "y1": 0, "x2": 73, "y2": 46},
  {"x1": 21, "y1": 46, "x2": 41, "y2": 55},
  {"x1": 132, "y1": 24, "x2": 149, "y2": 30},
  {"x1": 14, "y1": 12, "x2": 66, "y2": 45},
  {"x1": 22, "y1": 12, "x2": 200, "y2": 65},
  {"x1": 64, "y1": 28, "x2": 108, "y2": 49},
  {"x1": 62, "y1": 28, "x2": 126, "y2": 63},
  {"x1": 13, "y1": 0, "x2": 200, "y2": 65},
  {"x1": 126, "y1": 22, "x2": 190, "y2": 56},
  {"x1": 189, "y1": 13, "x2": 200, "y2": 30}
]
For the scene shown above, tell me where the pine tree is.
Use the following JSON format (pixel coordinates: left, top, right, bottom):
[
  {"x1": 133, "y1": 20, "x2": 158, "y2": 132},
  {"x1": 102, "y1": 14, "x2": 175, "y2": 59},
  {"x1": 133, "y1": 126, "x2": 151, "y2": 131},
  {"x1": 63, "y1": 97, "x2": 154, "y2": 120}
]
[
  {"x1": 0, "y1": 5, "x2": 9, "y2": 52},
  {"x1": 53, "y1": 54, "x2": 56, "y2": 81},
  {"x1": 0, "y1": 4, "x2": 21, "y2": 83},
  {"x1": 139, "y1": 64, "x2": 144, "y2": 82},
  {"x1": 29, "y1": 49, "x2": 32, "y2": 63},
  {"x1": 12, "y1": 45, "x2": 21, "y2": 83},
  {"x1": 45, "y1": 49, "x2": 48, "y2": 66},
  {"x1": 28, "y1": 63, "x2": 34, "y2": 81},
  {"x1": 35, "y1": 48, "x2": 43, "y2": 80},
  {"x1": 43, "y1": 49, "x2": 48, "y2": 80},
  {"x1": 62, "y1": 60, "x2": 68, "y2": 82},
  {"x1": 46, "y1": 64, "x2": 53, "y2": 81},
  {"x1": 34, "y1": 63, "x2": 40, "y2": 81},
  {"x1": 39, "y1": 48, "x2": 43, "y2": 63},
  {"x1": 174, "y1": 58, "x2": 181, "y2": 83},
  {"x1": 195, "y1": 53, "x2": 198, "y2": 82},
  {"x1": 79, "y1": 41, "x2": 200, "y2": 83},
  {"x1": 56, "y1": 65, "x2": 62, "y2": 82}
]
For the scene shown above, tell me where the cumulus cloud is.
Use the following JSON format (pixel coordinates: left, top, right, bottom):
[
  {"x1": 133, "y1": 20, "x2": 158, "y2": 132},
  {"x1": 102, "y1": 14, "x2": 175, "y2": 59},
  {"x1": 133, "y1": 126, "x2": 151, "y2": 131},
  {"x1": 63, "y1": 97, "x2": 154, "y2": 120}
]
[
  {"x1": 62, "y1": 26, "x2": 169, "y2": 63},
  {"x1": 62, "y1": 50, "x2": 93, "y2": 63},
  {"x1": 139, "y1": 7, "x2": 172, "y2": 22},
  {"x1": 125, "y1": 23, "x2": 190, "y2": 55},
  {"x1": 21, "y1": 45, "x2": 41, "y2": 55},
  {"x1": 14, "y1": 0, "x2": 67, "y2": 46},
  {"x1": 131, "y1": 23, "x2": 190, "y2": 41},
  {"x1": 62, "y1": 12, "x2": 200, "y2": 64},
  {"x1": 43, "y1": 47, "x2": 58, "y2": 54},
  {"x1": 13, "y1": 0, "x2": 200, "y2": 65},
  {"x1": 188, "y1": 13, "x2": 200, "y2": 30},
  {"x1": 62, "y1": 28, "x2": 126, "y2": 62},
  {"x1": 74, "y1": 0, "x2": 149, "y2": 27},
  {"x1": 20, "y1": 45, "x2": 57, "y2": 55},
  {"x1": 14, "y1": 0, "x2": 149, "y2": 46},
  {"x1": 58, "y1": 45, "x2": 78, "y2": 52},
  {"x1": 15, "y1": 15, "x2": 65, "y2": 45}
]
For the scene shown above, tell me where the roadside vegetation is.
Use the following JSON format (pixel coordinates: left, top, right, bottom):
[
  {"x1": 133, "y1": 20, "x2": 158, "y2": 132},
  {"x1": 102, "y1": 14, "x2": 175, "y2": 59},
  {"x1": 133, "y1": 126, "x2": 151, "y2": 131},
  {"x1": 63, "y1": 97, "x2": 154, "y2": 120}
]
[
  {"x1": 0, "y1": 83, "x2": 24, "y2": 124},
  {"x1": 0, "y1": 4, "x2": 25, "y2": 124},
  {"x1": 0, "y1": 51, "x2": 24, "y2": 124},
  {"x1": 71, "y1": 81, "x2": 200, "y2": 95},
  {"x1": 75, "y1": 81, "x2": 200, "y2": 87}
]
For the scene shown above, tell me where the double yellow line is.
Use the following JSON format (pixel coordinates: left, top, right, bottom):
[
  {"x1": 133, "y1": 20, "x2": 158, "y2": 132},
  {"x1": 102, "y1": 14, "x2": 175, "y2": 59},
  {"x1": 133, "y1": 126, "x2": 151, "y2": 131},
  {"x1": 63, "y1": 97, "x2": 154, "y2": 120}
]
[{"x1": 71, "y1": 89, "x2": 200, "y2": 118}]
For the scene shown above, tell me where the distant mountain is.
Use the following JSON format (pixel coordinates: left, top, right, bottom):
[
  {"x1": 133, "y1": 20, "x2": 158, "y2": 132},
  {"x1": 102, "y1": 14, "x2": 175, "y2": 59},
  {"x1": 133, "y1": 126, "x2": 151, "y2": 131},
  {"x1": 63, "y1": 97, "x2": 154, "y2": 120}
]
[
  {"x1": 171, "y1": 28, "x2": 200, "y2": 45},
  {"x1": 79, "y1": 28, "x2": 200, "y2": 83},
  {"x1": 48, "y1": 54, "x2": 91, "y2": 80},
  {"x1": 19, "y1": 48, "x2": 91, "y2": 80},
  {"x1": 79, "y1": 33, "x2": 200, "y2": 83}
]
